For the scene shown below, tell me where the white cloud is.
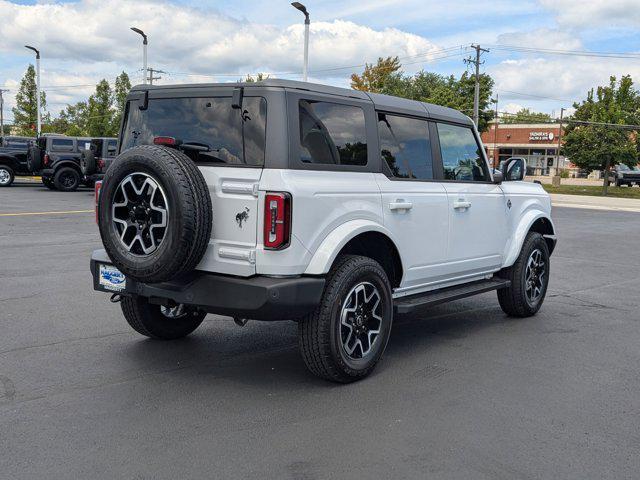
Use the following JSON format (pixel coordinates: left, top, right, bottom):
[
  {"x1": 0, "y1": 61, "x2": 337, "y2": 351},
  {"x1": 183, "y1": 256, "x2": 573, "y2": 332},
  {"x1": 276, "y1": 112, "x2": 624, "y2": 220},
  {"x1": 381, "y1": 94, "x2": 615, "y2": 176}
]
[
  {"x1": 0, "y1": 0, "x2": 443, "y2": 116},
  {"x1": 0, "y1": 0, "x2": 439, "y2": 75},
  {"x1": 496, "y1": 28, "x2": 583, "y2": 50},
  {"x1": 490, "y1": 56, "x2": 640, "y2": 109},
  {"x1": 502, "y1": 102, "x2": 524, "y2": 114},
  {"x1": 538, "y1": 0, "x2": 640, "y2": 28}
]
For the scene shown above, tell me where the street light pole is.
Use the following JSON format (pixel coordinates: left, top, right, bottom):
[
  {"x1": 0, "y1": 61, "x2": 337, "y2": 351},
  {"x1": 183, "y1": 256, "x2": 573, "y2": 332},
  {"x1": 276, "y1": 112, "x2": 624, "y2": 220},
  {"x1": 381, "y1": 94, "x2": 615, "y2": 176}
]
[
  {"x1": 0, "y1": 89, "x2": 8, "y2": 140},
  {"x1": 291, "y1": 2, "x2": 310, "y2": 82},
  {"x1": 24, "y1": 46, "x2": 41, "y2": 137},
  {"x1": 130, "y1": 27, "x2": 148, "y2": 85}
]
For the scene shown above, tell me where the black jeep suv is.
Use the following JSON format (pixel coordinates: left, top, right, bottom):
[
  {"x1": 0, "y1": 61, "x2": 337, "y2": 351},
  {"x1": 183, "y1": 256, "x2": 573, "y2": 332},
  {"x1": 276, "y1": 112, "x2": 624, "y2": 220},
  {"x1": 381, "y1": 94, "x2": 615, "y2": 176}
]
[
  {"x1": 28, "y1": 135, "x2": 117, "y2": 191},
  {"x1": 0, "y1": 136, "x2": 33, "y2": 187}
]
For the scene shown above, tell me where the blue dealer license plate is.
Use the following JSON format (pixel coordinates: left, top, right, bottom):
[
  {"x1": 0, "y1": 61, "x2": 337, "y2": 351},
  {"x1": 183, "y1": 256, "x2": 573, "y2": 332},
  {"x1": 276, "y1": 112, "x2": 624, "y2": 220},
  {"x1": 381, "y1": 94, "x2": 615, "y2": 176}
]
[{"x1": 98, "y1": 264, "x2": 126, "y2": 292}]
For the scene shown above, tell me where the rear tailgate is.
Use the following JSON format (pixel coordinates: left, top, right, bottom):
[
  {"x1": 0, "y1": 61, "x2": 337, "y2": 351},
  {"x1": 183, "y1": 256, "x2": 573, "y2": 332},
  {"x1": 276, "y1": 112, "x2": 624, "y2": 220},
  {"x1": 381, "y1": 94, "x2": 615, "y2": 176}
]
[{"x1": 197, "y1": 167, "x2": 262, "y2": 276}]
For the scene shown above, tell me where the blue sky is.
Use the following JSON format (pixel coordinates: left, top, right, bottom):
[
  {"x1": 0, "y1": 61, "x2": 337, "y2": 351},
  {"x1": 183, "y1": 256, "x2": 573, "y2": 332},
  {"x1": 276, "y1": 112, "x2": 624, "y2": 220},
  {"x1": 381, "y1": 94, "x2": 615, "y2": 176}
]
[{"x1": 1, "y1": 0, "x2": 640, "y2": 121}]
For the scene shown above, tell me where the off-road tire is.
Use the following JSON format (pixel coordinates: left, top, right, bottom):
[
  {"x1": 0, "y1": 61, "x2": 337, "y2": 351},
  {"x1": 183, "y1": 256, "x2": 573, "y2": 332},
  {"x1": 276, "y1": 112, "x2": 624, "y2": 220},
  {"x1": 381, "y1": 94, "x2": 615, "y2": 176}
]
[
  {"x1": 298, "y1": 255, "x2": 393, "y2": 383},
  {"x1": 120, "y1": 295, "x2": 206, "y2": 340},
  {"x1": 0, "y1": 165, "x2": 14, "y2": 187},
  {"x1": 80, "y1": 149, "x2": 97, "y2": 175},
  {"x1": 99, "y1": 145, "x2": 212, "y2": 284},
  {"x1": 497, "y1": 232, "x2": 550, "y2": 317},
  {"x1": 53, "y1": 167, "x2": 80, "y2": 192}
]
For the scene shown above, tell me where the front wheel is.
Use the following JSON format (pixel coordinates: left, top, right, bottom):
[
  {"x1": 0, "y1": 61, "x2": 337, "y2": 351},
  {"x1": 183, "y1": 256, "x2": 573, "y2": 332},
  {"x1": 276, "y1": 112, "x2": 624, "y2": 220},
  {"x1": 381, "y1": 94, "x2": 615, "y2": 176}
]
[
  {"x1": 298, "y1": 255, "x2": 393, "y2": 383},
  {"x1": 120, "y1": 295, "x2": 206, "y2": 340},
  {"x1": 497, "y1": 232, "x2": 550, "y2": 317},
  {"x1": 0, "y1": 165, "x2": 14, "y2": 187}
]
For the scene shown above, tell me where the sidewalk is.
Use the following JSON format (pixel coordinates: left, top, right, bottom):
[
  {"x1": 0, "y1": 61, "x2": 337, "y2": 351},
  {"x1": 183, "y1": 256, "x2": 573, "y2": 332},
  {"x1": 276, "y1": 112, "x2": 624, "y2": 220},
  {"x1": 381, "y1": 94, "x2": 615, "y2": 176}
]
[{"x1": 551, "y1": 193, "x2": 640, "y2": 213}]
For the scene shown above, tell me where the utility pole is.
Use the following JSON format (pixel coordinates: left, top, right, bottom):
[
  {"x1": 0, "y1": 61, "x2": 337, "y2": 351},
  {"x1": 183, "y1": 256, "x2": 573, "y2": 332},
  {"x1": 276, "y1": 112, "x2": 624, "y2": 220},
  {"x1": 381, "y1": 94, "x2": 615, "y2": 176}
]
[
  {"x1": 466, "y1": 44, "x2": 489, "y2": 128},
  {"x1": 147, "y1": 68, "x2": 166, "y2": 85},
  {"x1": 493, "y1": 94, "x2": 499, "y2": 168},
  {"x1": 0, "y1": 89, "x2": 8, "y2": 140}
]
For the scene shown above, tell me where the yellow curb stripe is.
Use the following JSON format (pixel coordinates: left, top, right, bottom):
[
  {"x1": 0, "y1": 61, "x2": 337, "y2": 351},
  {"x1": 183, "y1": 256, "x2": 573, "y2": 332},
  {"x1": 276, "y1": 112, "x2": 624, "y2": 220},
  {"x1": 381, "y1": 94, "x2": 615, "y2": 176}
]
[{"x1": 0, "y1": 209, "x2": 93, "y2": 217}]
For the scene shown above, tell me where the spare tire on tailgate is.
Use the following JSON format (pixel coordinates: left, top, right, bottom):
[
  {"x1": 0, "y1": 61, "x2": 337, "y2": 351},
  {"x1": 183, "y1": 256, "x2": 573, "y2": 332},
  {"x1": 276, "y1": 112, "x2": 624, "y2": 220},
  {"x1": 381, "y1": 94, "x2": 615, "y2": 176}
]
[
  {"x1": 27, "y1": 146, "x2": 42, "y2": 172},
  {"x1": 98, "y1": 145, "x2": 212, "y2": 283},
  {"x1": 80, "y1": 149, "x2": 97, "y2": 175}
]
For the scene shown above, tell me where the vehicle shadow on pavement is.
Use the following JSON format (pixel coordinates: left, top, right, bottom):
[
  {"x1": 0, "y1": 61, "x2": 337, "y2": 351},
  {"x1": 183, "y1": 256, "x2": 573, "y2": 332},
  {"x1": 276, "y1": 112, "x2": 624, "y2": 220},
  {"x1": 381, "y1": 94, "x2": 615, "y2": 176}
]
[{"x1": 117, "y1": 296, "x2": 516, "y2": 387}]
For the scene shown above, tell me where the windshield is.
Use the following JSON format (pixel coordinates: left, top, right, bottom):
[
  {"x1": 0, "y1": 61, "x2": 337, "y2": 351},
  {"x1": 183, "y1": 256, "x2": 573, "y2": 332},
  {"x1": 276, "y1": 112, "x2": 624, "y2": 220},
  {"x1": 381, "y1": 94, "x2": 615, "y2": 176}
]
[
  {"x1": 618, "y1": 164, "x2": 630, "y2": 171},
  {"x1": 121, "y1": 96, "x2": 267, "y2": 166}
]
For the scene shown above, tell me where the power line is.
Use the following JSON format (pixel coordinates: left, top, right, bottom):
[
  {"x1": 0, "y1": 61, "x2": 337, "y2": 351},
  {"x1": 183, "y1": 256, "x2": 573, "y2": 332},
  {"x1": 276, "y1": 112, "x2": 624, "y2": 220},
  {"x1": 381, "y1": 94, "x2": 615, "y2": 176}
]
[
  {"x1": 497, "y1": 89, "x2": 572, "y2": 103},
  {"x1": 488, "y1": 44, "x2": 640, "y2": 59},
  {"x1": 156, "y1": 45, "x2": 469, "y2": 79}
]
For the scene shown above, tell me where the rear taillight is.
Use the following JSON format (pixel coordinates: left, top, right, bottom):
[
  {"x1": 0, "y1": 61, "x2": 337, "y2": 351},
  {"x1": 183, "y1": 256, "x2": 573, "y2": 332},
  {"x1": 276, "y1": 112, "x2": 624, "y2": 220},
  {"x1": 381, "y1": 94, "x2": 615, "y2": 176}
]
[
  {"x1": 43, "y1": 154, "x2": 50, "y2": 166},
  {"x1": 95, "y1": 180, "x2": 103, "y2": 224},
  {"x1": 263, "y1": 192, "x2": 291, "y2": 250},
  {"x1": 97, "y1": 158, "x2": 105, "y2": 170}
]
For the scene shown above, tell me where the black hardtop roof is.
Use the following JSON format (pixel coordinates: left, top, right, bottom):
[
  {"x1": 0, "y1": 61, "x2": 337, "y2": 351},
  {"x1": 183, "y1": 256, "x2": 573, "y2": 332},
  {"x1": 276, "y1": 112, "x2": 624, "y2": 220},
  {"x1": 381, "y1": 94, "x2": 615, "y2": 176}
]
[{"x1": 132, "y1": 79, "x2": 473, "y2": 126}]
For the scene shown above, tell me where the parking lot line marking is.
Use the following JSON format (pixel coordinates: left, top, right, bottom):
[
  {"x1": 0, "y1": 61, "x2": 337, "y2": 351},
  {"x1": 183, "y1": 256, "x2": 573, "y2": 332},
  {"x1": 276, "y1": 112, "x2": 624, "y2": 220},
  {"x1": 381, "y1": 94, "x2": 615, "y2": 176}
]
[{"x1": 0, "y1": 209, "x2": 94, "y2": 217}]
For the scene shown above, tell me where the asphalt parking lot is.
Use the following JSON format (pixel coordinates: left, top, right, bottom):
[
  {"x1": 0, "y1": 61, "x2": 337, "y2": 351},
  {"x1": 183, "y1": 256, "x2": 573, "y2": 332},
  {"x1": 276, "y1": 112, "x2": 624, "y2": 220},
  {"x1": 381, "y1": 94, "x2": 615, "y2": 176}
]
[{"x1": 1, "y1": 181, "x2": 639, "y2": 479}]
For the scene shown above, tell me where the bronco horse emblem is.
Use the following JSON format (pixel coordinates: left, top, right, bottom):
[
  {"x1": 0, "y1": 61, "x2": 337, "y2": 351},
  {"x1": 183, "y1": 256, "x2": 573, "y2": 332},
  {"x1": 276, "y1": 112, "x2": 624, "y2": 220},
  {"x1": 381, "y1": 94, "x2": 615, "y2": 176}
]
[{"x1": 235, "y1": 207, "x2": 250, "y2": 228}]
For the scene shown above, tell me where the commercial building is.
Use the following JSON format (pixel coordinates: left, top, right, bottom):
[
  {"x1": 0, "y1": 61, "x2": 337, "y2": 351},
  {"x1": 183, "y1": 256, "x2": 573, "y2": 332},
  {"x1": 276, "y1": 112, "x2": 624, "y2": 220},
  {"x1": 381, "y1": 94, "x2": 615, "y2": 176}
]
[{"x1": 481, "y1": 122, "x2": 569, "y2": 176}]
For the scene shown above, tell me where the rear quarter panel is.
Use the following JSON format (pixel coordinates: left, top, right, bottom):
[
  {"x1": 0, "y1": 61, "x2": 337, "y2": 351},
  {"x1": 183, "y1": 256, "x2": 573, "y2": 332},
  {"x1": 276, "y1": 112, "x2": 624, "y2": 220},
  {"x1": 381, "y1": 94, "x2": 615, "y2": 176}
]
[{"x1": 256, "y1": 169, "x2": 384, "y2": 276}]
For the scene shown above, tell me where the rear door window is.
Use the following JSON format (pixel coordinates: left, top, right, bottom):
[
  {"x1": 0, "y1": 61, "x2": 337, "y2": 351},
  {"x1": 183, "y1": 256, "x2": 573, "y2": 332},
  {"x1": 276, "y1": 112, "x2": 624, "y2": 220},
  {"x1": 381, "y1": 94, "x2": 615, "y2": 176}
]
[
  {"x1": 106, "y1": 140, "x2": 118, "y2": 157},
  {"x1": 437, "y1": 123, "x2": 490, "y2": 182},
  {"x1": 378, "y1": 113, "x2": 433, "y2": 179},
  {"x1": 121, "y1": 97, "x2": 267, "y2": 166},
  {"x1": 298, "y1": 100, "x2": 367, "y2": 166},
  {"x1": 50, "y1": 138, "x2": 75, "y2": 152}
]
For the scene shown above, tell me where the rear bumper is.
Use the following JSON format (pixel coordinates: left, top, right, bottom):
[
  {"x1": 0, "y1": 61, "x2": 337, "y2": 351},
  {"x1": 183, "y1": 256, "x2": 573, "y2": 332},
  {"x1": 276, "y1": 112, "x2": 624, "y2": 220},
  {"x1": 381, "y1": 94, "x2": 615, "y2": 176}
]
[
  {"x1": 90, "y1": 253, "x2": 325, "y2": 321},
  {"x1": 41, "y1": 168, "x2": 54, "y2": 179}
]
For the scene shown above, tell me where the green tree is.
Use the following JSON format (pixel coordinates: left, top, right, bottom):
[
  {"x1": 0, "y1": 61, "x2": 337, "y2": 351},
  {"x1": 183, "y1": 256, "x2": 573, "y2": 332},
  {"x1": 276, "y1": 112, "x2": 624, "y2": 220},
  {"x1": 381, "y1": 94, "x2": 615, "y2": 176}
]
[
  {"x1": 112, "y1": 71, "x2": 131, "y2": 134},
  {"x1": 85, "y1": 79, "x2": 114, "y2": 137},
  {"x1": 48, "y1": 101, "x2": 89, "y2": 136},
  {"x1": 562, "y1": 75, "x2": 640, "y2": 194},
  {"x1": 502, "y1": 108, "x2": 552, "y2": 124},
  {"x1": 11, "y1": 64, "x2": 48, "y2": 136},
  {"x1": 350, "y1": 56, "x2": 402, "y2": 93}
]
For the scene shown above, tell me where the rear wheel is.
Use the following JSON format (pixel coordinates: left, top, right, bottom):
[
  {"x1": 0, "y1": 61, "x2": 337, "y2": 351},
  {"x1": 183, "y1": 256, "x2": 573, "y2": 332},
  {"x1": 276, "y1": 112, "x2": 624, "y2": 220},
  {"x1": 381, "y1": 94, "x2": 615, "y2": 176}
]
[
  {"x1": 121, "y1": 295, "x2": 205, "y2": 340},
  {"x1": 53, "y1": 167, "x2": 80, "y2": 192},
  {"x1": 298, "y1": 255, "x2": 393, "y2": 383},
  {"x1": 0, "y1": 166, "x2": 14, "y2": 187},
  {"x1": 497, "y1": 232, "x2": 550, "y2": 317}
]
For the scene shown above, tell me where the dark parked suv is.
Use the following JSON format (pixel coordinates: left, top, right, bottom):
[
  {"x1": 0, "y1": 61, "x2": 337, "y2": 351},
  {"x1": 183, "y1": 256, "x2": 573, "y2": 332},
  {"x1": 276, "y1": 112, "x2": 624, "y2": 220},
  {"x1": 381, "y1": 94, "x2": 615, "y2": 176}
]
[
  {"x1": 80, "y1": 138, "x2": 119, "y2": 182},
  {"x1": 28, "y1": 135, "x2": 117, "y2": 191},
  {"x1": 0, "y1": 136, "x2": 33, "y2": 187}
]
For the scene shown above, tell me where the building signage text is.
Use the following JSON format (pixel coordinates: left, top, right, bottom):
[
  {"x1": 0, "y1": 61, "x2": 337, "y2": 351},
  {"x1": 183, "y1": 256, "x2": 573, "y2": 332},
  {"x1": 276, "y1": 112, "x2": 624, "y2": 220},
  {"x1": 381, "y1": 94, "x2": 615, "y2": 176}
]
[{"x1": 529, "y1": 131, "x2": 555, "y2": 141}]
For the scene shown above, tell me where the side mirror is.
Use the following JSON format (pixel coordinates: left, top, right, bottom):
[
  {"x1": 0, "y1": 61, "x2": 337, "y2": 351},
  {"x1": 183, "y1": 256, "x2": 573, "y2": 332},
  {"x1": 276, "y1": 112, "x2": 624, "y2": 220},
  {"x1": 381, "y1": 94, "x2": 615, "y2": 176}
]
[
  {"x1": 493, "y1": 170, "x2": 503, "y2": 184},
  {"x1": 502, "y1": 158, "x2": 526, "y2": 181}
]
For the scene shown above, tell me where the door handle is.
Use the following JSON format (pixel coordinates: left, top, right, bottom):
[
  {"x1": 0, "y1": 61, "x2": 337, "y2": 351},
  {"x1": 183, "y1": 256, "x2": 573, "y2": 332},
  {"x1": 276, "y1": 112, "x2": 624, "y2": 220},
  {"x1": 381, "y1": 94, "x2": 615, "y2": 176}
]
[
  {"x1": 389, "y1": 201, "x2": 413, "y2": 211},
  {"x1": 453, "y1": 200, "x2": 472, "y2": 210}
]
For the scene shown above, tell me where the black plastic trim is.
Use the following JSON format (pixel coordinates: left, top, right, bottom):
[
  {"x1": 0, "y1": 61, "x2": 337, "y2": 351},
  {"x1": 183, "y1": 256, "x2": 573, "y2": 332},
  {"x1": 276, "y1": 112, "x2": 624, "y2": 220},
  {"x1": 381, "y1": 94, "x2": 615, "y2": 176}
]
[{"x1": 91, "y1": 259, "x2": 325, "y2": 321}]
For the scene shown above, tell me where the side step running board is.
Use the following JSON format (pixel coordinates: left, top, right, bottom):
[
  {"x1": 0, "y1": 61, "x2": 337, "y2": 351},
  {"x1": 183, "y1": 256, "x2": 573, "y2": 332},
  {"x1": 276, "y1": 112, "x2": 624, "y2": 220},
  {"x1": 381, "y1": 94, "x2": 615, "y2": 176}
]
[{"x1": 394, "y1": 278, "x2": 510, "y2": 315}]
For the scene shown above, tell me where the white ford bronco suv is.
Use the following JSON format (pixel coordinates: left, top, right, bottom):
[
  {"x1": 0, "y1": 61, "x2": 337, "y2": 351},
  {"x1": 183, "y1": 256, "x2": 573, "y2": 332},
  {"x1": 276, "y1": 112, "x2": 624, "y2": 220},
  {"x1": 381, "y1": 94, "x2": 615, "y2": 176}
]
[{"x1": 91, "y1": 80, "x2": 556, "y2": 383}]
